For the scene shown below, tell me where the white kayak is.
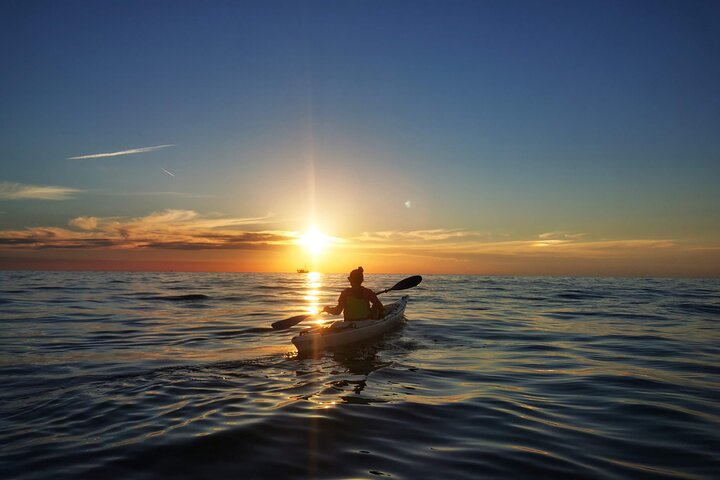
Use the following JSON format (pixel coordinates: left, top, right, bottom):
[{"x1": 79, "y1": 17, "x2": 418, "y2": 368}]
[{"x1": 292, "y1": 295, "x2": 409, "y2": 353}]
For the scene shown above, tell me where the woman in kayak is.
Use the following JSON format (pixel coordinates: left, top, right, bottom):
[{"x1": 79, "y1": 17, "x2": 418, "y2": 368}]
[{"x1": 323, "y1": 267, "x2": 384, "y2": 321}]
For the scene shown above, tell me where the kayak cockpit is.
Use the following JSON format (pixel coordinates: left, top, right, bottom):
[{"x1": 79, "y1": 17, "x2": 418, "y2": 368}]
[{"x1": 291, "y1": 295, "x2": 409, "y2": 352}]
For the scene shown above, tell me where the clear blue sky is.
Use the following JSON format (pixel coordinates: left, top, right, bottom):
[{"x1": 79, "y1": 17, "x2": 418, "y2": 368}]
[{"x1": 1, "y1": 0, "x2": 719, "y2": 274}]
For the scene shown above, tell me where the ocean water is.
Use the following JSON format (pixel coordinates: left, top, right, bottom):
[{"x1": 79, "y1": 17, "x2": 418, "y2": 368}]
[{"x1": 1, "y1": 271, "x2": 719, "y2": 480}]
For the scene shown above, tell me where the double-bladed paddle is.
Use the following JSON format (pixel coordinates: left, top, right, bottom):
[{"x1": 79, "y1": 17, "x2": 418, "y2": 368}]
[{"x1": 271, "y1": 275, "x2": 422, "y2": 330}]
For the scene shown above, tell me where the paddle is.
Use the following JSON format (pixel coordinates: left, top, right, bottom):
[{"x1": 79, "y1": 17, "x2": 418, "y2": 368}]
[{"x1": 271, "y1": 275, "x2": 422, "y2": 330}]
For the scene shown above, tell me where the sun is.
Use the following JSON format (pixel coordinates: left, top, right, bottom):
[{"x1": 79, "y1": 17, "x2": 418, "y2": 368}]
[{"x1": 299, "y1": 227, "x2": 330, "y2": 255}]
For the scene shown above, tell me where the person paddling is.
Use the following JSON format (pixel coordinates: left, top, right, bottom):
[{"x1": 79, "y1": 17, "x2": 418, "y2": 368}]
[{"x1": 323, "y1": 267, "x2": 384, "y2": 321}]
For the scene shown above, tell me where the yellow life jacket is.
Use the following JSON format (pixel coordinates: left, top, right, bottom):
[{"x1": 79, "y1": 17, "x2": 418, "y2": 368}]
[{"x1": 344, "y1": 292, "x2": 371, "y2": 321}]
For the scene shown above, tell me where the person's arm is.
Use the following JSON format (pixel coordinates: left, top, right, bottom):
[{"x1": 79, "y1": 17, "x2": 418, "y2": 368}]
[
  {"x1": 368, "y1": 290, "x2": 384, "y2": 319},
  {"x1": 323, "y1": 290, "x2": 347, "y2": 316}
]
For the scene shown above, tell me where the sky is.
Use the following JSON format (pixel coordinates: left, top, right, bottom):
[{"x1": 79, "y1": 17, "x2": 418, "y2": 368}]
[{"x1": 1, "y1": 0, "x2": 719, "y2": 276}]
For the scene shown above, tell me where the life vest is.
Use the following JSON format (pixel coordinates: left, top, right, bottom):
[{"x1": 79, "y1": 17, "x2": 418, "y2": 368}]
[{"x1": 344, "y1": 289, "x2": 372, "y2": 321}]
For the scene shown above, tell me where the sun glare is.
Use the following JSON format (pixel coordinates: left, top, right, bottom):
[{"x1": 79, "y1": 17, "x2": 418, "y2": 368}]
[{"x1": 299, "y1": 227, "x2": 330, "y2": 255}]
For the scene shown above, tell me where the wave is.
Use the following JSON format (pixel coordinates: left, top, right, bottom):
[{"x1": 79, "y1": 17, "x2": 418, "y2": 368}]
[
  {"x1": 673, "y1": 302, "x2": 720, "y2": 316},
  {"x1": 141, "y1": 294, "x2": 211, "y2": 302}
]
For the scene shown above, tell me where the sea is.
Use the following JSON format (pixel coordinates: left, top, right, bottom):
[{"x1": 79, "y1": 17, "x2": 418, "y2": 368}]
[{"x1": 1, "y1": 271, "x2": 719, "y2": 479}]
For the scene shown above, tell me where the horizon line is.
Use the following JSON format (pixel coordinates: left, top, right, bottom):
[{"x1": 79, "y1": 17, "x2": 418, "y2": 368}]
[{"x1": 0, "y1": 266, "x2": 717, "y2": 280}]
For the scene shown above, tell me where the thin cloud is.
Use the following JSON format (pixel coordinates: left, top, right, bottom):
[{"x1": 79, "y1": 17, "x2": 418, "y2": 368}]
[
  {"x1": 356, "y1": 229, "x2": 472, "y2": 243},
  {"x1": 103, "y1": 191, "x2": 216, "y2": 199},
  {"x1": 67, "y1": 144, "x2": 175, "y2": 160},
  {"x1": 0, "y1": 181, "x2": 81, "y2": 200},
  {"x1": 68, "y1": 216, "x2": 98, "y2": 231},
  {"x1": 350, "y1": 228, "x2": 682, "y2": 259},
  {"x1": 538, "y1": 232, "x2": 586, "y2": 240},
  {"x1": 0, "y1": 209, "x2": 288, "y2": 250}
]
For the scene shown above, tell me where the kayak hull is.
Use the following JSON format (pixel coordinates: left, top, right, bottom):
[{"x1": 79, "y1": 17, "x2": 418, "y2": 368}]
[{"x1": 292, "y1": 295, "x2": 409, "y2": 353}]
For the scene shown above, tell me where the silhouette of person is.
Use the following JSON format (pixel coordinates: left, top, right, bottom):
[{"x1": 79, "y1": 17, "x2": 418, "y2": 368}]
[{"x1": 323, "y1": 267, "x2": 384, "y2": 321}]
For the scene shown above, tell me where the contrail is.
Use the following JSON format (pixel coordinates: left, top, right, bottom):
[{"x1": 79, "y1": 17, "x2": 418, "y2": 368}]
[
  {"x1": 68, "y1": 144, "x2": 175, "y2": 160},
  {"x1": 161, "y1": 168, "x2": 176, "y2": 177}
]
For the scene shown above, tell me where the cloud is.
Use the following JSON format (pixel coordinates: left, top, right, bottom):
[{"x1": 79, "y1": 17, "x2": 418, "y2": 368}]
[
  {"x1": 350, "y1": 228, "x2": 686, "y2": 259},
  {"x1": 67, "y1": 144, "x2": 175, "y2": 160},
  {"x1": 0, "y1": 209, "x2": 290, "y2": 250},
  {"x1": 104, "y1": 191, "x2": 216, "y2": 199},
  {"x1": 538, "y1": 232, "x2": 586, "y2": 240},
  {"x1": 68, "y1": 216, "x2": 98, "y2": 230},
  {"x1": 356, "y1": 229, "x2": 474, "y2": 243},
  {"x1": 0, "y1": 181, "x2": 81, "y2": 200}
]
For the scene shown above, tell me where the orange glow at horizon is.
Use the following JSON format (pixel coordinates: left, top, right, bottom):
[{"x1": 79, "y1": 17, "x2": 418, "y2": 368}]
[{"x1": 2, "y1": 228, "x2": 719, "y2": 277}]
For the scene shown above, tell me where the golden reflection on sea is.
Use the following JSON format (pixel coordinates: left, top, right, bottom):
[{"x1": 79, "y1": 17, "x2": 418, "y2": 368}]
[{"x1": 305, "y1": 271, "x2": 330, "y2": 326}]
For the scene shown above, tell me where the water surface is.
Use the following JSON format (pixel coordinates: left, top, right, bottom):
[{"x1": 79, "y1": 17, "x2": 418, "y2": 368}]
[{"x1": 1, "y1": 272, "x2": 719, "y2": 479}]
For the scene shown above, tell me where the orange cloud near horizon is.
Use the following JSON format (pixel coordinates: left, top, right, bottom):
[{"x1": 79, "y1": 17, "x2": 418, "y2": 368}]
[{"x1": 0, "y1": 210, "x2": 718, "y2": 277}]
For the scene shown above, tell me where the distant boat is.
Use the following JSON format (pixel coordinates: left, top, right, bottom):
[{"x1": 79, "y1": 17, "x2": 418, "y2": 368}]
[{"x1": 297, "y1": 267, "x2": 309, "y2": 273}]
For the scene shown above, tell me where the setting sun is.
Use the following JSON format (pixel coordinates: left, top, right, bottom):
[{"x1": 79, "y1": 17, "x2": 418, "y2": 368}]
[{"x1": 298, "y1": 228, "x2": 330, "y2": 255}]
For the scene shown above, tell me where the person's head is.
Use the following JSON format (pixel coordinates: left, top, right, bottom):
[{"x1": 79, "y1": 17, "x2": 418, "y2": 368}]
[{"x1": 348, "y1": 266, "x2": 364, "y2": 287}]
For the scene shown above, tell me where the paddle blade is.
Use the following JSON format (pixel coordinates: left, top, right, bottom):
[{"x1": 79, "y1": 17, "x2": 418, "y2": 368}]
[
  {"x1": 271, "y1": 313, "x2": 312, "y2": 330},
  {"x1": 375, "y1": 275, "x2": 423, "y2": 295},
  {"x1": 390, "y1": 275, "x2": 422, "y2": 291}
]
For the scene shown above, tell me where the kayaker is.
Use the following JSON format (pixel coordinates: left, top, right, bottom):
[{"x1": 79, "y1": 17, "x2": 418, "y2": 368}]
[{"x1": 323, "y1": 266, "x2": 384, "y2": 321}]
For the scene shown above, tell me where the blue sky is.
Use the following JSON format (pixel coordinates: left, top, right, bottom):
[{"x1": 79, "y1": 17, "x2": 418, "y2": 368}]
[{"x1": 1, "y1": 0, "x2": 719, "y2": 274}]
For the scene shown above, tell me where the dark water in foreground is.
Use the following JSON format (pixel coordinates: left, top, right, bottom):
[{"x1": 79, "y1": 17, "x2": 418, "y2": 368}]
[{"x1": 1, "y1": 272, "x2": 719, "y2": 479}]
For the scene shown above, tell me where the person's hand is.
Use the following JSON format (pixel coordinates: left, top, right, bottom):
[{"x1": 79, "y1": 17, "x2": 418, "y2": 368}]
[{"x1": 322, "y1": 306, "x2": 330, "y2": 313}]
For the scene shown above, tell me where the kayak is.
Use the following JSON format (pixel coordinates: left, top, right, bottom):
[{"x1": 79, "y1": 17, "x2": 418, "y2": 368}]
[{"x1": 292, "y1": 295, "x2": 409, "y2": 353}]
